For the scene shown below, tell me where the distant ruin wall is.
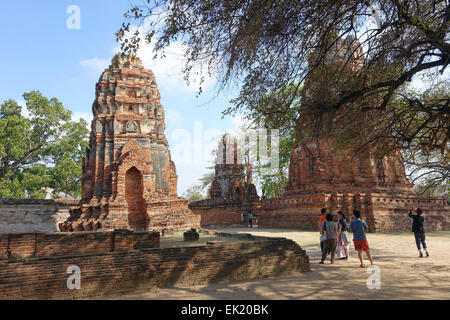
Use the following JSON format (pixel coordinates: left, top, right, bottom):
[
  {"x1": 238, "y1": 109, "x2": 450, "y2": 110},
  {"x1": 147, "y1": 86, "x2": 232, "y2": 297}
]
[
  {"x1": 256, "y1": 193, "x2": 449, "y2": 232},
  {"x1": 189, "y1": 199, "x2": 244, "y2": 227},
  {"x1": 0, "y1": 199, "x2": 79, "y2": 234},
  {"x1": 190, "y1": 193, "x2": 449, "y2": 233},
  {"x1": 0, "y1": 229, "x2": 310, "y2": 300}
]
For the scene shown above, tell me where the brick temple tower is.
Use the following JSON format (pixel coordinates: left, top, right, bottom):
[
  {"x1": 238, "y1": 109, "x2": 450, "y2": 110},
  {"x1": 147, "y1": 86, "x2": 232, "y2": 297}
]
[
  {"x1": 188, "y1": 134, "x2": 259, "y2": 226},
  {"x1": 59, "y1": 54, "x2": 200, "y2": 232},
  {"x1": 209, "y1": 134, "x2": 259, "y2": 202},
  {"x1": 189, "y1": 37, "x2": 449, "y2": 232},
  {"x1": 286, "y1": 36, "x2": 415, "y2": 196},
  {"x1": 257, "y1": 36, "x2": 448, "y2": 232}
]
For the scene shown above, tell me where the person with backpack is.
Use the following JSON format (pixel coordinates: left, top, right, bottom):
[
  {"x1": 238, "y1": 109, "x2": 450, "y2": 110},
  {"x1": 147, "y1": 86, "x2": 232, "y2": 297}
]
[{"x1": 409, "y1": 208, "x2": 429, "y2": 258}]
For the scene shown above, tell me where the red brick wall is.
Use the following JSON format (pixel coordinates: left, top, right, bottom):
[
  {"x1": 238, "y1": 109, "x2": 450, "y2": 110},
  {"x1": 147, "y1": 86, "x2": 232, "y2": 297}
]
[
  {"x1": 0, "y1": 230, "x2": 159, "y2": 260},
  {"x1": 257, "y1": 208, "x2": 323, "y2": 230},
  {"x1": 190, "y1": 193, "x2": 450, "y2": 232},
  {"x1": 189, "y1": 199, "x2": 258, "y2": 227},
  {"x1": 0, "y1": 231, "x2": 310, "y2": 300},
  {"x1": 371, "y1": 208, "x2": 449, "y2": 233},
  {"x1": 193, "y1": 206, "x2": 243, "y2": 227}
]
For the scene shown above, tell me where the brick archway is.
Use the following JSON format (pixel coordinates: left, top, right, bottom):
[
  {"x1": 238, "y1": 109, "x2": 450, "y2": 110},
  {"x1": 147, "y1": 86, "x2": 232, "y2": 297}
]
[{"x1": 125, "y1": 167, "x2": 148, "y2": 231}]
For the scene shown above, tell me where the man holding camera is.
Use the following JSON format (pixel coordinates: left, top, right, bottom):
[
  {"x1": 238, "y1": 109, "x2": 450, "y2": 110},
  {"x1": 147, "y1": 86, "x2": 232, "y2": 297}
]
[{"x1": 409, "y1": 208, "x2": 429, "y2": 258}]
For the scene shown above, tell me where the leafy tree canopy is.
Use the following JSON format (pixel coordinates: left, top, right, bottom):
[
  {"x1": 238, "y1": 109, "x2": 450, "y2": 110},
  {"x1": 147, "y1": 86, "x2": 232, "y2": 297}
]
[
  {"x1": 118, "y1": 0, "x2": 449, "y2": 160},
  {"x1": 0, "y1": 91, "x2": 89, "y2": 199}
]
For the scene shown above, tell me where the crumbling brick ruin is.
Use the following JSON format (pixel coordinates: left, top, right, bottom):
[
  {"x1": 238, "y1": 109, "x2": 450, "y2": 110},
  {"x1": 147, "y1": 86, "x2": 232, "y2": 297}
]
[
  {"x1": 0, "y1": 229, "x2": 310, "y2": 299},
  {"x1": 189, "y1": 134, "x2": 259, "y2": 226},
  {"x1": 59, "y1": 55, "x2": 200, "y2": 232},
  {"x1": 189, "y1": 38, "x2": 450, "y2": 232}
]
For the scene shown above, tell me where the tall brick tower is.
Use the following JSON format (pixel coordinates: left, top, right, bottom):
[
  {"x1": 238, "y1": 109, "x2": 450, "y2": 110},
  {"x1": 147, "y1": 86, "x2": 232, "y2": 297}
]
[
  {"x1": 60, "y1": 54, "x2": 200, "y2": 232},
  {"x1": 209, "y1": 134, "x2": 259, "y2": 202},
  {"x1": 255, "y1": 37, "x2": 449, "y2": 232},
  {"x1": 188, "y1": 134, "x2": 259, "y2": 227},
  {"x1": 285, "y1": 37, "x2": 415, "y2": 196}
]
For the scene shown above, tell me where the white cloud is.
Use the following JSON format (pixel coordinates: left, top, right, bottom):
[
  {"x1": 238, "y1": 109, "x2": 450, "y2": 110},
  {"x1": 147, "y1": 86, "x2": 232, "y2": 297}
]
[
  {"x1": 227, "y1": 115, "x2": 253, "y2": 137},
  {"x1": 17, "y1": 99, "x2": 30, "y2": 118},
  {"x1": 79, "y1": 57, "x2": 110, "y2": 73},
  {"x1": 112, "y1": 21, "x2": 216, "y2": 93}
]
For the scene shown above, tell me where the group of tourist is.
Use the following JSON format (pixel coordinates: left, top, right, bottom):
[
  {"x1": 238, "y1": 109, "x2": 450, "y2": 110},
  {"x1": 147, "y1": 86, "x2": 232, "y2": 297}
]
[
  {"x1": 245, "y1": 205, "x2": 429, "y2": 267},
  {"x1": 319, "y1": 207, "x2": 430, "y2": 267}
]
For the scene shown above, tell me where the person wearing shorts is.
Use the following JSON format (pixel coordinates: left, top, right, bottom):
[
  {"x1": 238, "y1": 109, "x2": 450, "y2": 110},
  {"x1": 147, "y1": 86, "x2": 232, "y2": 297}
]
[{"x1": 349, "y1": 210, "x2": 374, "y2": 268}]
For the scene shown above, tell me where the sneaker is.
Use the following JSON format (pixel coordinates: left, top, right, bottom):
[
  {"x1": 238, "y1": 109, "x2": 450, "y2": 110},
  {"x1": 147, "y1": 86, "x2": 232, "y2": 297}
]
[
  {"x1": 419, "y1": 252, "x2": 423, "y2": 258},
  {"x1": 426, "y1": 252, "x2": 430, "y2": 257}
]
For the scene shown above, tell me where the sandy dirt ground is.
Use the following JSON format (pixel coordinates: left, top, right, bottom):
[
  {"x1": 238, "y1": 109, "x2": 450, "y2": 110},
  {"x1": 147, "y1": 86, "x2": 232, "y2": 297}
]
[{"x1": 113, "y1": 228, "x2": 450, "y2": 300}]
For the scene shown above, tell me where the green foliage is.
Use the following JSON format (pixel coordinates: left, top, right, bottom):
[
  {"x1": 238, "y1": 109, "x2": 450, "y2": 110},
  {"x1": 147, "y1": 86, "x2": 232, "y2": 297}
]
[
  {"x1": 183, "y1": 165, "x2": 215, "y2": 202},
  {"x1": 415, "y1": 184, "x2": 450, "y2": 202},
  {"x1": 244, "y1": 84, "x2": 299, "y2": 198},
  {"x1": 118, "y1": 0, "x2": 450, "y2": 196},
  {"x1": 0, "y1": 91, "x2": 89, "y2": 199},
  {"x1": 405, "y1": 146, "x2": 450, "y2": 202},
  {"x1": 188, "y1": 191, "x2": 206, "y2": 203},
  {"x1": 182, "y1": 183, "x2": 209, "y2": 203}
]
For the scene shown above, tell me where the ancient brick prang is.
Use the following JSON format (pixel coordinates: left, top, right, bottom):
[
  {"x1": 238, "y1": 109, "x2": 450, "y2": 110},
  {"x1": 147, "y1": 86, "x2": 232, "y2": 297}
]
[
  {"x1": 285, "y1": 140, "x2": 415, "y2": 196},
  {"x1": 60, "y1": 55, "x2": 200, "y2": 232},
  {"x1": 287, "y1": 37, "x2": 415, "y2": 196},
  {"x1": 189, "y1": 134, "x2": 259, "y2": 226},
  {"x1": 209, "y1": 134, "x2": 259, "y2": 202},
  {"x1": 188, "y1": 37, "x2": 449, "y2": 231}
]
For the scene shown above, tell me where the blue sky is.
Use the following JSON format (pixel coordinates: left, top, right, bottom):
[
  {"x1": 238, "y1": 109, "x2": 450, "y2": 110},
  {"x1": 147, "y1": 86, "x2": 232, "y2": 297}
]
[{"x1": 0, "y1": 1, "x2": 244, "y2": 195}]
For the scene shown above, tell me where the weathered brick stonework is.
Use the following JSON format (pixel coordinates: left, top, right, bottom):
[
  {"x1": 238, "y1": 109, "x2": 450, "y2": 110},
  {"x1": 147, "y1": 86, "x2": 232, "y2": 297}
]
[
  {"x1": 286, "y1": 141, "x2": 416, "y2": 196},
  {"x1": 256, "y1": 193, "x2": 449, "y2": 232},
  {"x1": 59, "y1": 55, "x2": 200, "y2": 233},
  {"x1": 192, "y1": 183, "x2": 449, "y2": 232},
  {"x1": 189, "y1": 135, "x2": 259, "y2": 227},
  {"x1": 0, "y1": 230, "x2": 310, "y2": 299},
  {"x1": 189, "y1": 37, "x2": 450, "y2": 232},
  {"x1": 208, "y1": 135, "x2": 259, "y2": 202},
  {"x1": 190, "y1": 199, "x2": 244, "y2": 227},
  {"x1": 0, "y1": 199, "x2": 78, "y2": 234},
  {"x1": 0, "y1": 230, "x2": 159, "y2": 260}
]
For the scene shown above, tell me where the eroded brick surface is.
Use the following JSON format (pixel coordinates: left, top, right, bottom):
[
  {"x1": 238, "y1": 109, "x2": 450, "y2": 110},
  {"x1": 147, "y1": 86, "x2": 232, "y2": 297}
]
[
  {"x1": 0, "y1": 199, "x2": 78, "y2": 233},
  {"x1": 0, "y1": 230, "x2": 309, "y2": 300},
  {"x1": 59, "y1": 55, "x2": 200, "y2": 232},
  {"x1": 189, "y1": 135, "x2": 260, "y2": 226},
  {"x1": 189, "y1": 39, "x2": 450, "y2": 232}
]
